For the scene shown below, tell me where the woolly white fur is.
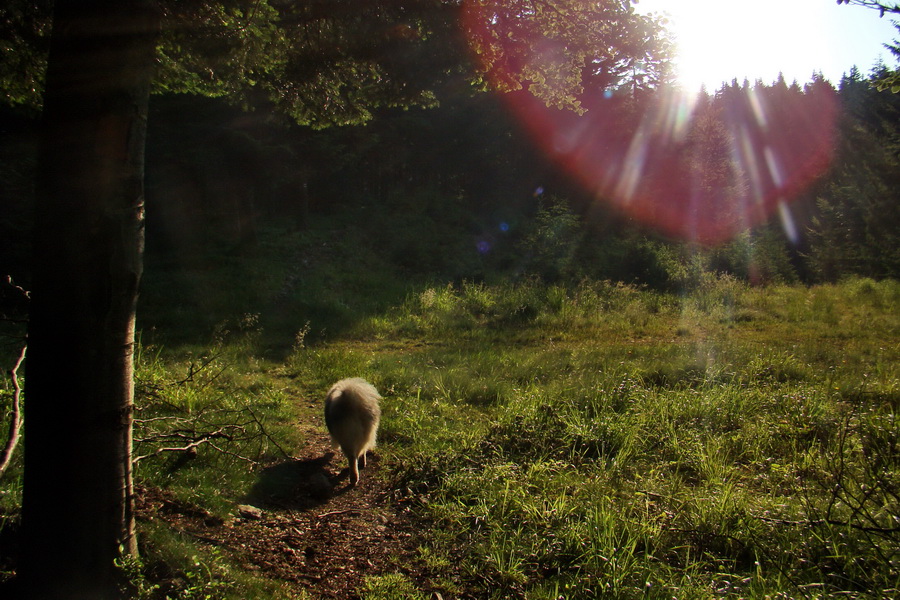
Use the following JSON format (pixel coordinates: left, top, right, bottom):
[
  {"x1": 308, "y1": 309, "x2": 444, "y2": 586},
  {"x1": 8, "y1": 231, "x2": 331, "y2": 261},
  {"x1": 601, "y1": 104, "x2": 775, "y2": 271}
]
[{"x1": 324, "y1": 378, "x2": 381, "y2": 485}]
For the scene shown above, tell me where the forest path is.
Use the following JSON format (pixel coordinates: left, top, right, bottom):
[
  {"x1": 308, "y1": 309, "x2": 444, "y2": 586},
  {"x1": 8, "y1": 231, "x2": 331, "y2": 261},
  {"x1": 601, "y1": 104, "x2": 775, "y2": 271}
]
[{"x1": 140, "y1": 414, "x2": 447, "y2": 599}]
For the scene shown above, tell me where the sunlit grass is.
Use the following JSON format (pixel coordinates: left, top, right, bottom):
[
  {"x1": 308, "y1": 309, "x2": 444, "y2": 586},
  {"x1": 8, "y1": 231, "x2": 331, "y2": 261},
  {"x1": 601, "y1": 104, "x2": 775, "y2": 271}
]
[
  {"x1": 106, "y1": 274, "x2": 900, "y2": 598},
  {"x1": 5, "y1": 274, "x2": 897, "y2": 598},
  {"x1": 349, "y1": 276, "x2": 900, "y2": 598}
]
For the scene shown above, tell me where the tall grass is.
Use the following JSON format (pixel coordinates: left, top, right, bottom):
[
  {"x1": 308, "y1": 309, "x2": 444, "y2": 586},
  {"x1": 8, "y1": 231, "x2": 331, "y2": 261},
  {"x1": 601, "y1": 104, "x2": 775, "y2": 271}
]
[
  {"x1": 349, "y1": 276, "x2": 900, "y2": 598},
  {"x1": 3, "y1": 274, "x2": 898, "y2": 598}
]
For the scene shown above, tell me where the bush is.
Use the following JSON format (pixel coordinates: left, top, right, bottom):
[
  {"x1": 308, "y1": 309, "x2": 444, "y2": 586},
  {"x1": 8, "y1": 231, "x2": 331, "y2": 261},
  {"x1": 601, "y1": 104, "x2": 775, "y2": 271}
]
[
  {"x1": 518, "y1": 197, "x2": 584, "y2": 282},
  {"x1": 709, "y1": 229, "x2": 798, "y2": 285}
]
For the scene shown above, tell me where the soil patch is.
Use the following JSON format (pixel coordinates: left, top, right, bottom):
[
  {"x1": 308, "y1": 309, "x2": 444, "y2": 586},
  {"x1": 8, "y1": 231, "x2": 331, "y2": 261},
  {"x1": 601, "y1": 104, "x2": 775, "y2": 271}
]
[{"x1": 138, "y1": 433, "x2": 463, "y2": 599}]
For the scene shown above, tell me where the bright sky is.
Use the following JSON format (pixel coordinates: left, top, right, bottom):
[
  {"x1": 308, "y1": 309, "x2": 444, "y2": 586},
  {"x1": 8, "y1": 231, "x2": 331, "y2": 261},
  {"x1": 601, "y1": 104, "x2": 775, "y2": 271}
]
[{"x1": 635, "y1": 0, "x2": 899, "y2": 91}]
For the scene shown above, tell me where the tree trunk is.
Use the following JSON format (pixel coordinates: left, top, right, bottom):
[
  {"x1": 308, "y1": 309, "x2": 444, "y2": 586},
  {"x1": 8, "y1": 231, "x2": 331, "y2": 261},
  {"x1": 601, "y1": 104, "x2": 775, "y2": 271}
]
[{"x1": 19, "y1": 1, "x2": 159, "y2": 598}]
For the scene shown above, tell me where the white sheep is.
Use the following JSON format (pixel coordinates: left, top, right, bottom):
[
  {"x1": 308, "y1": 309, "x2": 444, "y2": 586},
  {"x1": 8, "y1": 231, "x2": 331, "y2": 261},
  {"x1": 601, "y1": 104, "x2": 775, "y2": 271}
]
[{"x1": 324, "y1": 378, "x2": 381, "y2": 485}]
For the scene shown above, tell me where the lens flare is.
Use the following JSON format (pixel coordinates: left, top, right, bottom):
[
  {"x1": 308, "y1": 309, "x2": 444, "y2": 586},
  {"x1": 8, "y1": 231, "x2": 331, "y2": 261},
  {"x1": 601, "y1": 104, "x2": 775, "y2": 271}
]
[
  {"x1": 778, "y1": 201, "x2": 799, "y2": 245},
  {"x1": 461, "y1": 1, "x2": 839, "y2": 244}
]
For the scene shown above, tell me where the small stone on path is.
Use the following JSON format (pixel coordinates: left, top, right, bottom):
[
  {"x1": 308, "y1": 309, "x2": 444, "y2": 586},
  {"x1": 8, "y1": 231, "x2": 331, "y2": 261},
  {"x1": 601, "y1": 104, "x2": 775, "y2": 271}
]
[{"x1": 237, "y1": 504, "x2": 264, "y2": 520}]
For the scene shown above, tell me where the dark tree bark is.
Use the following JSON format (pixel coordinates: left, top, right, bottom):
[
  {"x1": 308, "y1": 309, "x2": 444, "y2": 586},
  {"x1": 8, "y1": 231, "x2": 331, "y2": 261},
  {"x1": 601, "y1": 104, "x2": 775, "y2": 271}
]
[{"x1": 19, "y1": 1, "x2": 159, "y2": 598}]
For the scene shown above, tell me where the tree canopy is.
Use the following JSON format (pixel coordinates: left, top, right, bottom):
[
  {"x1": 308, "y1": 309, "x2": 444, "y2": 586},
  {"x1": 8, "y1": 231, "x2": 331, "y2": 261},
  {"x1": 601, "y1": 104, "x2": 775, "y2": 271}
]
[
  {"x1": 154, "y1": 0, "x2": 468, "y2": 127},
  {"x1": 1, "y1": 0, "x2": 675, "y2": 122},
  {"x1": 461, "y1": 0, "x2": 674, "y2": 110}
]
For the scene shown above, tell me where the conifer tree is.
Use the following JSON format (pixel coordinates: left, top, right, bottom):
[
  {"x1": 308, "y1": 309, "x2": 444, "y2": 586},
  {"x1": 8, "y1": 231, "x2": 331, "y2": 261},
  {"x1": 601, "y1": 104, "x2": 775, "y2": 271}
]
[{"x1": 806, "y1": 69, "x2": 900, "y2": 279}]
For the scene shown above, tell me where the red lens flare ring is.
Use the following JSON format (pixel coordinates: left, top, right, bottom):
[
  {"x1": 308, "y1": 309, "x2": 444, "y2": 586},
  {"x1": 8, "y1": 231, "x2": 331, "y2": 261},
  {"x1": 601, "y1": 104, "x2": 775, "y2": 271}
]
[{"x1": 461, "y1": 0, "x2": 839, "y2": 245}]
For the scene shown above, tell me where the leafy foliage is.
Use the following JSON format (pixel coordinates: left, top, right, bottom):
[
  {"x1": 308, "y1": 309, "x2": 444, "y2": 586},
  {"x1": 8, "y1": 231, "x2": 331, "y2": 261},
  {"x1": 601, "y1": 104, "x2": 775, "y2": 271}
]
[
  {"x1": 461, "y1": 0, "x2": 675, "y2": 110},
  {"x1": 3, "y1": 0, "x2": 895, "y2": 284},
  {"x1": 155, "y1": 0, "x2": 463, "y2": 127},
  {"x1": 0, "y1": 1, "x2": 51, "y2": 109},
  {"x1": 0, "y1": 0, "x2": 462, "y2": 127}
]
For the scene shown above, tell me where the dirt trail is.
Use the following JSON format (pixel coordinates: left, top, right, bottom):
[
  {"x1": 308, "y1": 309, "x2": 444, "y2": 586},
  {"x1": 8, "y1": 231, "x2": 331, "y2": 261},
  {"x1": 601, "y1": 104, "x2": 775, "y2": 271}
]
[{"x1": 139, "y1": 421, "x2": 450, "y2": 599}]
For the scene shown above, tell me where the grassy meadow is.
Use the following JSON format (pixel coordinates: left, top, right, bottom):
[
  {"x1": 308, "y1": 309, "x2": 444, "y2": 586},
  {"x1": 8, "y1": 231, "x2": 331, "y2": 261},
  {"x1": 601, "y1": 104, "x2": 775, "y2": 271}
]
[
  {"x1": 299, "y1": 276, "x2": 899, "y2": 599},
  {"x1": 2, "y1": 227, "x2": 899, "y2": 599}
]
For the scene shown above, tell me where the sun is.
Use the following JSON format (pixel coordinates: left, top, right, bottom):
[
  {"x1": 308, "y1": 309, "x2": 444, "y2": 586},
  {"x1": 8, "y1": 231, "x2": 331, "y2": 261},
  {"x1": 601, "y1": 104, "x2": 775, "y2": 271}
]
[
  {"x1": 639, "y1": 0, "x2": 832, "y2": 92},
  {"x1": 459, "y1": 0, "x2": 842, "y2": 243}
]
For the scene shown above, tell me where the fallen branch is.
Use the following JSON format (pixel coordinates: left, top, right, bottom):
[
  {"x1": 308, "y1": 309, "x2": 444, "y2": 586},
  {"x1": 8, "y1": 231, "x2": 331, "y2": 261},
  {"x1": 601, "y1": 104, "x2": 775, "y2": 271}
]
[
  {"x1": 317, "y1": 509, "x2": 361, "y2": 519},
  {"x1": 207, "y1": 440, "x2": 260, "y2": 466},
  {"x1": 245, "y1": 404, "x2": 292, "y2": 460},
  {"x1": 754, "y1": 513, "x2": 900, "y2": 537},
  {"x1": 133, "y1": 416, "x2": 272, "y2": 467},
  {"x1": 0, "y1": 344, "x2": 26, "y2": 478},
  {"x1": 132, "y1": 426, "x2": 238, "y2": 464},
  {"x1": 176, "y1": 352, "x2": 226, "y2": 387}
]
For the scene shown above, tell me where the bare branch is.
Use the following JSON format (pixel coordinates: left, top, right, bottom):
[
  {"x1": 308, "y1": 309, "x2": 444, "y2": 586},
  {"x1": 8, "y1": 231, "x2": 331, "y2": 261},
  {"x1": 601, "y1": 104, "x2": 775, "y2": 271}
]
[
  {"x1": 177, "y1": 351, "x2": 234, "y2": 389},
  {"x1": 133, "y1": 415, "x2": 184, "y2": 425},
  {"x1": 837, "y1": 0, "x2": 900, "y2": 17},
  {"x1": 4, "y1": 275, "x2": 30, "y2": 300},
  {"x1": 0, "y1": 345, "x2": 26, "y2": 477},
  {"x1": 206, "y1": 440, "x2": 260, "y2": 466},
  {"x1": 132, "y1": 408, "x2": 284, "y2": 467},
  {"x1": 754, "y1": 513, "x2": 900, "y2": 537},
  {"x1": 132, "y1": 426, "x2": 237, "y2": 464},
  {"x1": 244, "y1": 405, "x2": 293, "y2": 460}
]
